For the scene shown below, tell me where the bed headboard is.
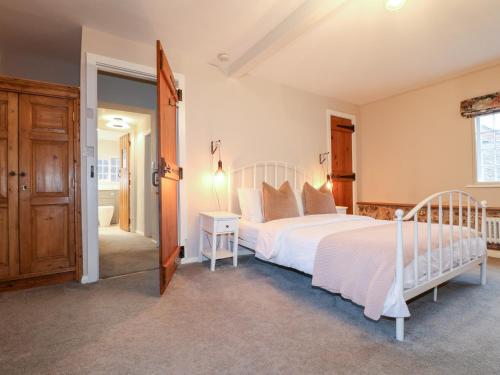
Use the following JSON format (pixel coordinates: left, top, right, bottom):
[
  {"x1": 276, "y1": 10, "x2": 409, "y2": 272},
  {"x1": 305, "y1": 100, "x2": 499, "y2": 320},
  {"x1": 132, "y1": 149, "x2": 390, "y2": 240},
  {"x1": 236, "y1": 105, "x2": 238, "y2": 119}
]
[{"x1": 228, "y1": 161, "x2": 311, "y2": 214}]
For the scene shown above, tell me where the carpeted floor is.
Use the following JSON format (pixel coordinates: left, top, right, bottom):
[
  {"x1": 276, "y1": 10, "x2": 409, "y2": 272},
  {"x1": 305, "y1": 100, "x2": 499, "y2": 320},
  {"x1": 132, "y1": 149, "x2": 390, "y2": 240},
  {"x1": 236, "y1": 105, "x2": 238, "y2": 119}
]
[
  {"x1": 99, "y1": 225, "x2": 158, "y2": 278},
  {"x1": 1, "y1": 257, "x2": 499, "y2": 374}
]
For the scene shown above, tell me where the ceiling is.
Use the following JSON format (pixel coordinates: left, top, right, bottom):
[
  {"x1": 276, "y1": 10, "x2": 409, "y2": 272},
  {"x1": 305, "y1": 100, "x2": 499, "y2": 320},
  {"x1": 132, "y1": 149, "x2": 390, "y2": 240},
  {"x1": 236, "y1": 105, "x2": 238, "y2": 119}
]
[
  {"x1": 97, "y1": 108, "x2": 150, "y2": 141},
  {"x1": 1, "y1": 0, "x2": 500, "y2": 104}
]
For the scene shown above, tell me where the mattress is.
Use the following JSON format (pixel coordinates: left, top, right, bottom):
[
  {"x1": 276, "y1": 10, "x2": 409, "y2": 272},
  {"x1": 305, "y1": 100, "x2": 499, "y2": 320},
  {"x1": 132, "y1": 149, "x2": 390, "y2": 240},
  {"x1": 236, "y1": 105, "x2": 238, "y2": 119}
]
[{"x1": 238, "y1": 214, "x2": 485, "y2": 318}]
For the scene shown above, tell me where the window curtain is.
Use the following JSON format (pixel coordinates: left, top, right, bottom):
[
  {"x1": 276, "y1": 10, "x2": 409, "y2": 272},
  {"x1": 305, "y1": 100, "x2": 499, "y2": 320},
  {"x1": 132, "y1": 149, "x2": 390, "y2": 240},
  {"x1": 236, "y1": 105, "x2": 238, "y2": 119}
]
[{"x1": 460, "y1": 92, "x2": 500, "y2": 118}]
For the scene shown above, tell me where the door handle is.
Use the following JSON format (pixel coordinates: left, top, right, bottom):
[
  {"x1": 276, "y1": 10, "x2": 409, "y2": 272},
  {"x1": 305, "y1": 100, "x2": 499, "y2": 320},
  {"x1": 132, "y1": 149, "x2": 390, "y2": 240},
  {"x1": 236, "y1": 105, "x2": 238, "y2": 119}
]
[
  {"x1": 331, "y1": 173, "x2": 356, "y2": 180},
  {"x1": 9, "y1": 171, "x2": 16, "y2": 176},
  {"x1": 19, "y1": 171, "x2": 26, "y2": 177},
  {"x1": 152, "y1": 170, "x2": 159, "y2": 187}
]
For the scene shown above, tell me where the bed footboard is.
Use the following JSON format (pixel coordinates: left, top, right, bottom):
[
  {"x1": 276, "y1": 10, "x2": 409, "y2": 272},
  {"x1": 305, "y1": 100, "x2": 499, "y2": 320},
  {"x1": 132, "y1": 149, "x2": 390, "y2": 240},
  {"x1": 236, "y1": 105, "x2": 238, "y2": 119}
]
[{"x1": 394, "y1": 190, "x2": 487, "y2": 341}]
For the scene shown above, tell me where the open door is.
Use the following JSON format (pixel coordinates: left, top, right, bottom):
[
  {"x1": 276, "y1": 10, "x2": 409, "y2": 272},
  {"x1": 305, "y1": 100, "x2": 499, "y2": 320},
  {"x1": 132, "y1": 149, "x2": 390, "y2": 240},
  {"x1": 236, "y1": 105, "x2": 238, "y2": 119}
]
[
  {"x1": 119, "y1": 133, "x2": 130, "y2": 232},
  {"x1": 157, "y1": 40, "x2": 182, "y2": 295},
  {"x1": 330, "y1": 116, "x2": 355, "y2": 214}
]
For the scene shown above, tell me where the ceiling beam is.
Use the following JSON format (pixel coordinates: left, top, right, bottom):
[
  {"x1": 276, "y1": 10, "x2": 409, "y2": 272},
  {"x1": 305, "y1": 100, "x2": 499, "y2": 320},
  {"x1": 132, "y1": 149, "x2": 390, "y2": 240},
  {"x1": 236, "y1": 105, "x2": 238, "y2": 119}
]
[{"x1": 224, "y1": 0, "x2": 346, "y2": 77}]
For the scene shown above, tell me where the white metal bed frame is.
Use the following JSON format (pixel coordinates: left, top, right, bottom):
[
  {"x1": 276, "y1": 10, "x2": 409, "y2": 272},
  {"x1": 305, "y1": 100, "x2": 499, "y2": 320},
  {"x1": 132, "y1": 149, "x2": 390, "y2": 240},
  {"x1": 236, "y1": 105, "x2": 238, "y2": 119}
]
[{"x1": 229, "y1": 161, "x2": 488, "y2": 341}]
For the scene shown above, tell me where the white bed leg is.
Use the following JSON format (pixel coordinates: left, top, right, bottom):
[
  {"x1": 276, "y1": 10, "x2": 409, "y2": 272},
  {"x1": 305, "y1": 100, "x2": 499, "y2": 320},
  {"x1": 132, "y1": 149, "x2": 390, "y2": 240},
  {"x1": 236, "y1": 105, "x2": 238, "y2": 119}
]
[
  {"x1": 480, "y1": 260, "x2": 487, "y2": 285},
  {"x1": 433, "y1": 287, "x2": 438, "y2": 302},
  {"x1": 396, "y1": 317, "x2": 404, "y2": 341}
]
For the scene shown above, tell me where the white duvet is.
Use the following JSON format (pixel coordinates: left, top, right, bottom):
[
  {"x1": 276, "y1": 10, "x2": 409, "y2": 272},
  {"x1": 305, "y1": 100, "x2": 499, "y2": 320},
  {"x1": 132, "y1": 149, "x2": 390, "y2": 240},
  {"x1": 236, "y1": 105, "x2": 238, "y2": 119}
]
[{"x1": 252, "y1": 214, "x2": 485, "y2": 318}]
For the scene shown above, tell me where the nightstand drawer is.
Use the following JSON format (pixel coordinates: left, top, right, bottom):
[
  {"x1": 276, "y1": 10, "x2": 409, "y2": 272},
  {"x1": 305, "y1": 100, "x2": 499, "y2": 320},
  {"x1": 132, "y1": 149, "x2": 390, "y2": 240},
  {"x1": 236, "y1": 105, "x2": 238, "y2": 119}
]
[{"x1": 216, "y1": 220, "x2": 237, "y2": 233}]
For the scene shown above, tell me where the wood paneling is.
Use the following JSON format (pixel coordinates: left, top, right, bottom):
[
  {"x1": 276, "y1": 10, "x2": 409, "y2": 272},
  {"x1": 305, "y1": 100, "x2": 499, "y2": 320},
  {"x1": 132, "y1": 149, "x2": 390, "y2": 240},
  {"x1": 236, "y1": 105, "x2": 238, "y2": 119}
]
[
  {"x1": 0, "y1": 75, "x2": 80, "y2": 291},
  {"x1": 119, "y1": 133, "x2": 130, "y2": 232},
  {"x1": 330, "y1": 115, "x2": 354, "y2": 213},
  {"x1": 157, "y1": 40, "x2": 181, "y2": 295},
  {"x1": 0, "y1": 91, "x2": 18, "y2": 279},
  {"x1": 19, "y1": 94, "x2": 75, "y2": 275}
]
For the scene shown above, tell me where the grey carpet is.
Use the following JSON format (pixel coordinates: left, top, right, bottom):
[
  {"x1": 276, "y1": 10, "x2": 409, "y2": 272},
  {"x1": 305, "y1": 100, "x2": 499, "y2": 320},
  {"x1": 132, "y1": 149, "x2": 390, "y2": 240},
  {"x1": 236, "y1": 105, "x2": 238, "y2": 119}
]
[
  {"x1": 1, "y1": 257, "x2": 499, "y2": 375},
  {"x1": 99, "y1": 226, "x2": 158, "y2": 278}
]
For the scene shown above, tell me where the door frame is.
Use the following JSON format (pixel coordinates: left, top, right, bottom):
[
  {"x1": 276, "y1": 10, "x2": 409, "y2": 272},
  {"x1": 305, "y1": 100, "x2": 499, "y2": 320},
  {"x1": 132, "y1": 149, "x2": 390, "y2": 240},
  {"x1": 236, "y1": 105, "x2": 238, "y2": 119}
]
[
  {"x1": 81, "y1": 53, "x2": 186, "y2": 284},
  {"x1": 325, "y1": 109, "x2": 357, "y2": 214}
]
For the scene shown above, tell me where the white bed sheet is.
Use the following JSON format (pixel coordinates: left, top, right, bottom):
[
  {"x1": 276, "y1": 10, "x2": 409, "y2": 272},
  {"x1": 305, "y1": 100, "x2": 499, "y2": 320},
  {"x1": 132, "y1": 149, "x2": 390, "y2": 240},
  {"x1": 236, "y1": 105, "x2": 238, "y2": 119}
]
[{"x1": 239, "y1": 214, "x2": 485, "y2": 318}]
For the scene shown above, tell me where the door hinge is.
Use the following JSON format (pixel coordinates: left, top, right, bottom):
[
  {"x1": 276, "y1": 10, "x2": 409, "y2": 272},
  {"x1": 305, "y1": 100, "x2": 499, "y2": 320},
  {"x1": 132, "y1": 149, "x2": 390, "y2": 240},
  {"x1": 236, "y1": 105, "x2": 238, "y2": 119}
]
[
  {"x1": 337, "y1": 124, "x2": 355, "y2": 132},
  {"x1": 177, "y1": 89, "x2": 183, "y2": 102},
  {"x1": 179, "y1": 167, "x2": 183, "y2": 180}
]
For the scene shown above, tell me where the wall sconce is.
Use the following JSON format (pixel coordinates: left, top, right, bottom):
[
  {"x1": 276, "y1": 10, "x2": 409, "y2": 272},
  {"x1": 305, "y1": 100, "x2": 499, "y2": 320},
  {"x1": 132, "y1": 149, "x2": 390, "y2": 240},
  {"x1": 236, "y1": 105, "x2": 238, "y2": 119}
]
[
  {"x1": 319, "y1": 152, "x2": 333, "y2": 190},
  {"x1": 211, "y1": 140, "x2": 225, "y2": 184}
]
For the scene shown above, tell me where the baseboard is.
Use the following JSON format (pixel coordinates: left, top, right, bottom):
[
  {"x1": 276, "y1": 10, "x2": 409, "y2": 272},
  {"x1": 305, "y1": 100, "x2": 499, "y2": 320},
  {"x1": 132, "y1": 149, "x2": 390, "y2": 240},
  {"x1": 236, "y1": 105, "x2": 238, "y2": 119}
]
[
  {"x1": 181, "y1": 257, "x2": 201, "y2": 265},
  {"x1": 80, "y1": 275, "x2": 90, "y2": 284},
  {"x1": 135, "y1": 230, "x2": 145, "y2": 236},
  {"x1": 488, "y1": 250, "x2": 500, "y2": 258}
]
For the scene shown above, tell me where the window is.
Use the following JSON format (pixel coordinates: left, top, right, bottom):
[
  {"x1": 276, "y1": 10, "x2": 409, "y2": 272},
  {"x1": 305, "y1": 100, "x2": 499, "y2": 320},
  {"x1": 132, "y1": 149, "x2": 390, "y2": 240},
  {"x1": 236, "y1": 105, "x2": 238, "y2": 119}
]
[
  {"x1": 97, "y1": 159, "x2": 109, "y2": 181},
  {"x1": 110, "y1": 158, "x2": 121, "y2": 182},
  {"x1": 475, "y1": 112, "x2": 500, "y2": 183},
  {"x1": 97, "y1": 158, "x2": 121, "y2": 183}
]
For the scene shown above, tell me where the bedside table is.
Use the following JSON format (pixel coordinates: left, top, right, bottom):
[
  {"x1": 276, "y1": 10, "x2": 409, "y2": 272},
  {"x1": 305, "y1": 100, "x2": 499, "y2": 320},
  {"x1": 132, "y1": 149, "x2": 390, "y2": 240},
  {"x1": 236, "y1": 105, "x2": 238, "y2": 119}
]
[
  {"x1": 336, "y1": 206, "x2": 348, "y2": 215},
  {"x1": 199, "y1": 211, "x2": 240, "y2": 271}
]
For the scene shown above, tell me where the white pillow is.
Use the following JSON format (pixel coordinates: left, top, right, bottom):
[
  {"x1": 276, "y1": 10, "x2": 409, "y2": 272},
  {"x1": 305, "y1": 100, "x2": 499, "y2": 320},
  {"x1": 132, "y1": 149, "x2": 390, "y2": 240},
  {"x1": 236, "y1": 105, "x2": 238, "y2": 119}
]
[
  {"x1": 237, "y1": 188, "x2": 264, "y2": 223},
  {"x1": 294, "y1": 189, "x2": 304, "y2": 216}
]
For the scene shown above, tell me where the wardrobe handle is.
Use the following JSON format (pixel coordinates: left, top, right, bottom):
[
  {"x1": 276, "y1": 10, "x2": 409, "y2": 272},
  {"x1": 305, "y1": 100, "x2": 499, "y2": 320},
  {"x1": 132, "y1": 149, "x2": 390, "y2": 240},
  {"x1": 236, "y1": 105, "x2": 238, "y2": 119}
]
[
  {"x1": 9, "y1": 171, "x2": 16, "y2": 176},
  {"x1": 19, "y1": 172, "x2": 26, "y2": 177}
]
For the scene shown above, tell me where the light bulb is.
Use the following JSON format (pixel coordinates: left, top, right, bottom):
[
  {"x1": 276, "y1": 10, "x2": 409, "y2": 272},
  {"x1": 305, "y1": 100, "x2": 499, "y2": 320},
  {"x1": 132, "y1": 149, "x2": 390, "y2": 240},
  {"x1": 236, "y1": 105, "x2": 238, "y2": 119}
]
[
  {"x1": 385, "y1": 0, "x2": 406, "y2": 11},
  {"x1": 214, "y1": 160, "x2": 225, "y2": 185},
  {"x1": 326, "y1": 174, "x2": 333, "y2": 190}
]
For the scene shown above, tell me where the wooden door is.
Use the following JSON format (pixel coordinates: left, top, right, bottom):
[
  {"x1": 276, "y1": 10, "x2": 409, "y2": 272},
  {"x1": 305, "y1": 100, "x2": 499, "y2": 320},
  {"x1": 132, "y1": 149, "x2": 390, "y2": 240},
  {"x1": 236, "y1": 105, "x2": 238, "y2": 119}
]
[
  {"x1": 330, "y1": 115, "x2": 355, "y2": 214},
  {"x1": 157, "y1": 40, "x2": 181, "y2": 295},
  {"x1": 0, "y1": 91, "x2": 19, "y2": 278},
  {"x1": 18, "y1": 94, "x2": 76, "y2": 275},
  {"x1": 119, "y1": 133, "x2": 130, "y2": 232}
]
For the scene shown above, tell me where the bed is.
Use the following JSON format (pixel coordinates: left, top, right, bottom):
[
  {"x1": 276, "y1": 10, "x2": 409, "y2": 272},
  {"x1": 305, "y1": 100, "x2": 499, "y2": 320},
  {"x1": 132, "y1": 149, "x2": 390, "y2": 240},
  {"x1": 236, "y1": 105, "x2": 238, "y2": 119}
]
[{"x1": 228, "y1": 161, "x2": 488, "y2": 341}]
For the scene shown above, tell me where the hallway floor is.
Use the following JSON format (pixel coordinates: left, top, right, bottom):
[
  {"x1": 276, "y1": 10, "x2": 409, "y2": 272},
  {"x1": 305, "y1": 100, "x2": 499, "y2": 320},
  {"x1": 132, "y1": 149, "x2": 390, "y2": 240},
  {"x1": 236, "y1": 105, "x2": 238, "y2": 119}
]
[{"x1": 99, "y1": 225, "x2": 158, "y2": 278}]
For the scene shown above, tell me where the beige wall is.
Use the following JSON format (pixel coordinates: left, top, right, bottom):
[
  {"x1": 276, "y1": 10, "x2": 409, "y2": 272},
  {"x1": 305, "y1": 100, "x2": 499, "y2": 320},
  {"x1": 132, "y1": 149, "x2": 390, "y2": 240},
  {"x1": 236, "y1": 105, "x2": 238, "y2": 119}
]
[
  {"x1": 81, "y1": 27, "x2": 359, "y2": 260},
  {"x1": 358, "y1": 64, "x2": 500, "y2": 208}
]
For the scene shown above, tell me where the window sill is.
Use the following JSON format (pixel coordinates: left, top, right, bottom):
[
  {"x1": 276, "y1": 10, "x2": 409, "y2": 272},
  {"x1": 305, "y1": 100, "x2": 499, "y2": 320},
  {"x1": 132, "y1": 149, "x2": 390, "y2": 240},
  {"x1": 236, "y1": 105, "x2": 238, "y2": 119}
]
[{"x1": 465, "y1": 184, "x2": 500, "y2": 188}]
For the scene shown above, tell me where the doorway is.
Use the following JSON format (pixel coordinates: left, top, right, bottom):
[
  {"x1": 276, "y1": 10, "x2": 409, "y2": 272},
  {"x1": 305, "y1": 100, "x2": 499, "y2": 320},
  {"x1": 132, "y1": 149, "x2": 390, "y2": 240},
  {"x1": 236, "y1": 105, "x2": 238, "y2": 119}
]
[
  {"x1": 82, "y1": 52, "x2": 186, "y2": 285},
  {"x1": 96, "y1": 72, "x2": 159, "y2": 278},
  {"x1": 327, "y1": 111, "x2": 357, "y2": 214}
]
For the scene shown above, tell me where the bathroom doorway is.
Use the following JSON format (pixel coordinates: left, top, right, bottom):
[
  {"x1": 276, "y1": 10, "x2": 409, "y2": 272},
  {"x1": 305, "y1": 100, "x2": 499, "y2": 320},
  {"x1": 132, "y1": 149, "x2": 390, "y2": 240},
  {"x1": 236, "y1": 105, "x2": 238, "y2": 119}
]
[{"x1": 97, "y1": 72, "x2": 159, "y2": 278}]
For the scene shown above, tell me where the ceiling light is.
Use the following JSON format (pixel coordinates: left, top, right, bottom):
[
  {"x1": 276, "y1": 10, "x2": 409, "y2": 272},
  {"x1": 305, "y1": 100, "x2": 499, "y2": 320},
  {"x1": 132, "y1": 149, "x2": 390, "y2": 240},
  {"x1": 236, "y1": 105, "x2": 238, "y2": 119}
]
[
  {"x1": 106, "y1": 117, "x2": 130, "y2": 130},
  {"x1": 217, "y1": 53, "x2": 230, "y2": 62},
  {"x1": 385, "y1": 0, "x2": 406, "y2": 11}
]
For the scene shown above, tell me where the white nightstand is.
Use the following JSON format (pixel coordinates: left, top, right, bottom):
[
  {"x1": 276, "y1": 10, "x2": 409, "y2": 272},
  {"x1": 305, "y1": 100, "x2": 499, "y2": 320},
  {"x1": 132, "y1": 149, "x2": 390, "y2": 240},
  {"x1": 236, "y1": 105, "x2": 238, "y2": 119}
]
[
  {"x1": 199, "y1": 211, "x2": 240, "y2": 271},
  {"x1": 336, "y1": 206, "x2": 348, "y2": 215}
]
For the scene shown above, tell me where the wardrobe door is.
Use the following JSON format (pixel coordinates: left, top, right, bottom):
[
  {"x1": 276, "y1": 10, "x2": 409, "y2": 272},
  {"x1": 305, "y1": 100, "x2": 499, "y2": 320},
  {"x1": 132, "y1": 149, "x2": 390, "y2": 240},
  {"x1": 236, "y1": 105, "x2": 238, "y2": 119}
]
[
  {"x1": 19, "y1": 94, "x2": 76, "y2": 275},
  {"x1": 0, "y1": 91, "x2": 19, "y2": 278}
]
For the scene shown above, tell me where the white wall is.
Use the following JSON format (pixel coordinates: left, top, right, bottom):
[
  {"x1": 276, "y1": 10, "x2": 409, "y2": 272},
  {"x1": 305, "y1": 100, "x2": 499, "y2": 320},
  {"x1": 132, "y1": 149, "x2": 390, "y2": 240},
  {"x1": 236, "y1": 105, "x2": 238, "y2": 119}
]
[
  {"x1": 81, "y1": 27, "x2": 359, "y2": 264},
  {"x1": 132, "y1": 115, "x2": 151, "y2": 235}
]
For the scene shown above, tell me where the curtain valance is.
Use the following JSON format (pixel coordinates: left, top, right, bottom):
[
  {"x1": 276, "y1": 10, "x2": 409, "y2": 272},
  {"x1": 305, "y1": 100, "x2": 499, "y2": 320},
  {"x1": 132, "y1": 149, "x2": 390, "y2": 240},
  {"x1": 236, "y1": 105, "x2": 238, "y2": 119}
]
[{"x1": 460, "y1": 92, "x2": 500, "y2": 118}]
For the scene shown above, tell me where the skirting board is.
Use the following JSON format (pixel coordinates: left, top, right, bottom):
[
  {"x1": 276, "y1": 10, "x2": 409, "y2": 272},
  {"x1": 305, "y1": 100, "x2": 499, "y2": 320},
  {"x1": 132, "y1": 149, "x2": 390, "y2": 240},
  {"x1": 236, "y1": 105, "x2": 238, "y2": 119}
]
[
  {"x1": 181, "y1": 257, "x2": 201, "y2": 265},
  {"x1": 488, "y1": 250, "x2": 500, "y2": 258}
]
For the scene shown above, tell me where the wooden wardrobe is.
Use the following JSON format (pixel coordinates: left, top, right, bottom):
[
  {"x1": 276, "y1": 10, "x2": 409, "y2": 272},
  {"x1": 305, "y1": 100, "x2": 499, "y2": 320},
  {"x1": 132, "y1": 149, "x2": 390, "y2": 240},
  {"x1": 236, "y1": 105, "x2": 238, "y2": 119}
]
[{"x1": 0, "y1": 76, "x2": 81, "y2": 291}]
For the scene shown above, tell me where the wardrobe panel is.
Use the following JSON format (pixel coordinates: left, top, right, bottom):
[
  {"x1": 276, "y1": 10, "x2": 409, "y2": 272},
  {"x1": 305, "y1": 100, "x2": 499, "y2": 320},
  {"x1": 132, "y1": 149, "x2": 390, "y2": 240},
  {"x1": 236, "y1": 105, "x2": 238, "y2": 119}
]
[
  {"x1": 0, "y1": 91, "x2": 19, "y2": 279},
  {"x1": 31, "y1": 102, "x2": 68, "y2": 134},
  {"x1": 0, "y1": 139, "x2": 7, "y2": 200},
  {"x1": 32, "y1": 141, "x2": 68, "y2": 195},
  {"x1": 19, "y1": 94, "x2": 75, "y2": 275}
]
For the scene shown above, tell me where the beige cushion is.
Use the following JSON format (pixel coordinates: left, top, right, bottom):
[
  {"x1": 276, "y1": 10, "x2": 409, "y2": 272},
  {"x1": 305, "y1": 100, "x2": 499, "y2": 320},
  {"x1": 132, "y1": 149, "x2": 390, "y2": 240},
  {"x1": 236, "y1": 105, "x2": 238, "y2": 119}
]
[
  {"x1": 262, "y1": 181, "x2": 300, "y2": 222},
  {"x1": 303, "y1": 182, "x2": 337, "y2": 215}
]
